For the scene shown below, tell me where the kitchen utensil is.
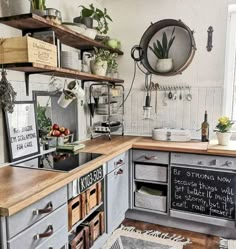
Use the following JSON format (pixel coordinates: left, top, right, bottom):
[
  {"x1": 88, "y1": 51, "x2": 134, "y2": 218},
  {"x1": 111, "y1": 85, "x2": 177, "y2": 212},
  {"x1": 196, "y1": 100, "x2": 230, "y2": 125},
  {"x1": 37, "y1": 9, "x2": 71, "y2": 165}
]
[
  {"x1": 88, "y1": 103, "x2": 95, "y2": 117},
  {"x1": 173, "y1": 87, "x2": 177, "y2": 100},
  {"x1": 155, "y1": 83, "x2": 159, "y2": 114},
  {"x1": 186, "y1": 87, "x2": 192, "y2": 101},
  {"x1": 179, "y1": 88, "x2": 183, "y2": 100},
  {"x1": 162, "y1": 87, "x2": 168, "y2": 106},
  {"x1": 168, "y1": 90, "x2": 173, "y2": 99}
]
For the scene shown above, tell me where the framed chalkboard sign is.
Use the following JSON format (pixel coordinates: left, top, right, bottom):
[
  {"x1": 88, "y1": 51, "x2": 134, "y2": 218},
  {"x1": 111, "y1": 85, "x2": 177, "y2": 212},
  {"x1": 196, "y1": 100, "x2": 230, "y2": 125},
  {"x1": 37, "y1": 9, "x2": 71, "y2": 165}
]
[{"x1": 4, "y1": 101, "x2": 40, "y2": 162}]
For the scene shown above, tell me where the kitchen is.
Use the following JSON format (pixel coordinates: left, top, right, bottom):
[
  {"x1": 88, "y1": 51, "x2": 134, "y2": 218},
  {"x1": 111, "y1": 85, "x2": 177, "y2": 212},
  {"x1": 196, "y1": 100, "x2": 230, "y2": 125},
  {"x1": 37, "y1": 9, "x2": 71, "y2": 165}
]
[{"x1": 0, "y1": 0, "x2": 236, "y2": 249}]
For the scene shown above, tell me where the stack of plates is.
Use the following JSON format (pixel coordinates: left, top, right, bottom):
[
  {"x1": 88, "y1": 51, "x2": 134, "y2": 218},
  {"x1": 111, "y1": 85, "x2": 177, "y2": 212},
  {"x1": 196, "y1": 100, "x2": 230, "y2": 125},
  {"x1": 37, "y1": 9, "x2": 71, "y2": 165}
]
[
  {"x1": 96, "y1": 102, "x2": 118, "y2": 115},
  {"x1": 61, "y1": 51, "x2": 81, "y2": 71},
  {"x1": 152, "y1": 128, "x2": 191, "y2": 142}
]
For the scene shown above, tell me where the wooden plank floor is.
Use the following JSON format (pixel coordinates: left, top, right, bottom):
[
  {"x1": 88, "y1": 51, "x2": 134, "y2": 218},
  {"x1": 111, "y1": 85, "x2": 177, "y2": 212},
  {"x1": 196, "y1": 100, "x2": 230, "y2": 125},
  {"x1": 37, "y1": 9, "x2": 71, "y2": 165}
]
[{"x1": 122, "y1": 219, "x2": 220, "y2": 249}]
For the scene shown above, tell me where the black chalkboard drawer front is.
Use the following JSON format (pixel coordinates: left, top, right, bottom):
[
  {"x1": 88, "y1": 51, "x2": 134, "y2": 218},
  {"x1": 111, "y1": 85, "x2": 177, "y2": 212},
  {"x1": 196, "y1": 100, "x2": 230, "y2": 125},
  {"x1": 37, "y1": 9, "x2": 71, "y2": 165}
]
[
  {"x1": 171, "y1": 152, "x2": 236, "y2": 170},
  {"x1": 170, "y1": 210, "x2": 235, "y2": 228},
  {"x1": 133, "y1": 150, "x2": 169, "y2": 164},
  {"x1": 135, "y1": 192, "x2": 167, "y2": 212},
  {"x1": 135, "y1": 164, "x2": 167, "y2": 182},
  {"x1": 171, "y1": 166, "x2": 236, "y2": 225}
]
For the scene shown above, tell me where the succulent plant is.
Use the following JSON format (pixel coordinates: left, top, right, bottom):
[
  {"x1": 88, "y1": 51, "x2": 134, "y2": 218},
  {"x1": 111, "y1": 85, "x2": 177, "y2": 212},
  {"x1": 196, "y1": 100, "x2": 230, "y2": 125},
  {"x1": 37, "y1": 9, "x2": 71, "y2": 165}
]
[{"x1": 149, "y1": 28, "x2": 175, "y2": 59}]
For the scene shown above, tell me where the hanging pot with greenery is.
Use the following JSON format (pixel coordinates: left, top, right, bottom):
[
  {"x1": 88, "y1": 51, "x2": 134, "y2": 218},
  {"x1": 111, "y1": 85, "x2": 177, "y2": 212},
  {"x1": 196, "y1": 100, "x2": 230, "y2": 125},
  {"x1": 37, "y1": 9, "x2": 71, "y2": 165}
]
[
  {"x1": 74, "y1": 4, "x2": 112, "y2": 35},
  {"x1": 149, "y1": 28, "x2": 175, "y2": 73}
]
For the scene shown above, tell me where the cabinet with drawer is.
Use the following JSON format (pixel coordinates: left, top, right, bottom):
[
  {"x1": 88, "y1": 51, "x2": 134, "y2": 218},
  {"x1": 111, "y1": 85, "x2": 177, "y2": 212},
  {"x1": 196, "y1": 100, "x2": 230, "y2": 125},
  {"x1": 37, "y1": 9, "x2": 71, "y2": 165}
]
[
  {"x1": 0, "y1": 186, "x2": 68, "y2": 249},
  {"x1": 132, "y1": 150, "x2": 169, "y2": 214}
]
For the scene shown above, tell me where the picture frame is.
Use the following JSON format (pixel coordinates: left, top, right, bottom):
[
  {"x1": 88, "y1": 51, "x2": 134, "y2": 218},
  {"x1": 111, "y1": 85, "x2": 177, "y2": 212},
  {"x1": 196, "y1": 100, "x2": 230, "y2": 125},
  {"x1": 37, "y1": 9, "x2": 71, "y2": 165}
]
[{"x1": 4, "y1": 101, "x2": 40, "y2": 162}]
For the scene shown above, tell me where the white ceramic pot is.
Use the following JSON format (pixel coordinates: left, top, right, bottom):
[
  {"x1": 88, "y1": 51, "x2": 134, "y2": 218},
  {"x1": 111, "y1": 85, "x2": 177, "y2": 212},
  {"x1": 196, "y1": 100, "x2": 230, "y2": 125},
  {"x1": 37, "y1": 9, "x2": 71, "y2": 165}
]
[
  {"x1": 57, "y1": 90, "x2": 76, "y2": 108},
  {"x1": 90, "y1": 60, "x2": 108, "y2": 76},
  {"x1": 156, "y1": 58, "x2": 174, "y2": 73},
  {"x1": 216, "y1": 131, "x2": 232, "y2": 146},
  {"x1": 7, "y1": 0, "x2": 31, "y2": 15}
]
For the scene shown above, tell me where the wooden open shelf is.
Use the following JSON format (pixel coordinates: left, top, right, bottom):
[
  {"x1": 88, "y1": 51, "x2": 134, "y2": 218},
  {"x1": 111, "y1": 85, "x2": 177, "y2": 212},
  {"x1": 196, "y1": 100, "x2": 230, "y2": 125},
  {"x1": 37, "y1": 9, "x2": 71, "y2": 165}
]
[
  {"x1": 4, "y1": 63, "x2": 124, "y2": 83},
  {"x1": 0, "y1": 13, "x2": 123, "y2": 55}
]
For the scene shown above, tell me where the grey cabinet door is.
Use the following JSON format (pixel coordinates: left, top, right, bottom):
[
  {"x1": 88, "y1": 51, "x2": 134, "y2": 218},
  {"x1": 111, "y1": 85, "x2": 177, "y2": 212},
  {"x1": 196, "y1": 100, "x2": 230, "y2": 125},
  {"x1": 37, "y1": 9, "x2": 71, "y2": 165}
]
[{"x1": 106, "y1": 154, "x2": 129, "y2": 234}]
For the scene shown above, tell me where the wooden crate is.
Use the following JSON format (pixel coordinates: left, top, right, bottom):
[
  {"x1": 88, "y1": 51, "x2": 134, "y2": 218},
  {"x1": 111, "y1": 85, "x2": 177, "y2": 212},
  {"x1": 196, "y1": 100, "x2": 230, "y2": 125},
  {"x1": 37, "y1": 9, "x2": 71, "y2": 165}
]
[
  {"x1": 0, "y1": 36, "x2": 57, "y2": 67},
  {"x1": 85, "y1": 182, "x2": 102, "y2": 214},
  {"x1": 69, "y1": 226, "x2": 89, "y2": 249},
  {"x1": 68, "y1": 193, "x2": 86, "y2": 231},
  {"x1": 82, "y1": 211, "x2": 104, "y2": 247}
]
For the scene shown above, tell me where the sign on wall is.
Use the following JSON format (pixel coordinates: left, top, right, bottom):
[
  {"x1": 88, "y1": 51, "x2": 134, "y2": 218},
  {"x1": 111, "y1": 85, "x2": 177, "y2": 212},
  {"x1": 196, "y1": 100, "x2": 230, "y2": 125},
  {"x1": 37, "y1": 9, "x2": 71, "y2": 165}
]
[{"x1": 4, "y1": 101, "x2": 40, "y2": 162}]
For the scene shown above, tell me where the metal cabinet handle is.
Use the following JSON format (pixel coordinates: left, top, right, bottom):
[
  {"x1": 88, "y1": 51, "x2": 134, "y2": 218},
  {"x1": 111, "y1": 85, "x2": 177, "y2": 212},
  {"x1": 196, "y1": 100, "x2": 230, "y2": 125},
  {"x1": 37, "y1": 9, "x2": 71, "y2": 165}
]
[
  {"x1": 33, "y1": 202, "x2": 53, "y2": 215},
  {"x1": 34, "y1": 225, "x2": 54, "y2": 240},
  {"x1": 115, "y1": 169, "x2": 123, "y2": 175},
  {"x1": 144, "y1": 155, "x2": 158, "y2": 160}
]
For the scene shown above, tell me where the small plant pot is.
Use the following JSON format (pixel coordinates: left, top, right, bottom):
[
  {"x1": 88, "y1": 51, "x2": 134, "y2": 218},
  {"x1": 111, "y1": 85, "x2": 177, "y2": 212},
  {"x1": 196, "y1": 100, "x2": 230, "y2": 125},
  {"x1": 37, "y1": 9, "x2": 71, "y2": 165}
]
[
  {"x1": 156, "y1": 58, "x2": 174, "y2": 73},
  {"x1": 57, "y1": 90, "x2": 76, "y2": 108},
  {"x1": 216, "y1": 131, "x2": 232, "y2": 146},
  {"x1": 90, "y1": 60, "x2": 108, "y2": 76},
  {"x1": 31, "y1": 9, "x2": 47, "y2": 16},
  {"x1": 8, "y1": 0, "x2": 31, "y2": 15},
  {"x1": 73, "y1": 16, "x2": 93, "y2": 28}
]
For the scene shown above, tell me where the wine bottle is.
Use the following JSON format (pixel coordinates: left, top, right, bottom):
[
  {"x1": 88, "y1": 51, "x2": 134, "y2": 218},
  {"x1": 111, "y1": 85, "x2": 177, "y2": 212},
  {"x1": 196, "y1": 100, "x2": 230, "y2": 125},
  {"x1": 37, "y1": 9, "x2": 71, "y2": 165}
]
[{"x1": 201, "y1": 110, "x2": 209, "y2": 142}]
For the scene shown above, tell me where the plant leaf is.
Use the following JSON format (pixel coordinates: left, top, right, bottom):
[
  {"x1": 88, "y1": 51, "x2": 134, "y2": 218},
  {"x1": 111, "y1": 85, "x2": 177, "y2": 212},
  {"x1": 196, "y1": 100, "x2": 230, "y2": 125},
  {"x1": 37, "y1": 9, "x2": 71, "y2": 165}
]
[
  {"x1": 156, "y1": 40, "x2": 164, "y2": 58},
  {"x1": 149, "y1": 45, "x2": 162, "y2": 59},
  {"x1": 162, "y1": 32, "x2": 168, "y2": 57},
  {"x1": 167, "y1": 36, "x2": 175, "y2": 58}
]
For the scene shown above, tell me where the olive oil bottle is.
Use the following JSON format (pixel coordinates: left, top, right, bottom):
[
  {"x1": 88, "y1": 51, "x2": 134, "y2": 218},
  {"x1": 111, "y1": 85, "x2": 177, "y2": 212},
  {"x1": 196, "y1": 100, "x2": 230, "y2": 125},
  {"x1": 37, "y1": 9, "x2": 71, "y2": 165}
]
[{"x1": 201, "y1": 110, "x2": 209, "y2": 142}]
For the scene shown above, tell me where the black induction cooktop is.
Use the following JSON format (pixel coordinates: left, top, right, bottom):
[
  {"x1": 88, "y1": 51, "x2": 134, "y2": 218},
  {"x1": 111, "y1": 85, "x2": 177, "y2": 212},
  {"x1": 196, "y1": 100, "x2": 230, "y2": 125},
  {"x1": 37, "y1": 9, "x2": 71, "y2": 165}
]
[{"x1": 12, "y1": 151, "x2": 103, "y2": 172}]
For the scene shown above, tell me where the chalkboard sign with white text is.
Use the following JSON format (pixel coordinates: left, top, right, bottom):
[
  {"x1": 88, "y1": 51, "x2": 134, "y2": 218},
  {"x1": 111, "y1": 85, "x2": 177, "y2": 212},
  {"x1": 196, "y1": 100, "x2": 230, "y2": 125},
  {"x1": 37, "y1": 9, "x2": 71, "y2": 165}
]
[{"x1": 171, "y1": 167, "x2": 236, "y2": 220}]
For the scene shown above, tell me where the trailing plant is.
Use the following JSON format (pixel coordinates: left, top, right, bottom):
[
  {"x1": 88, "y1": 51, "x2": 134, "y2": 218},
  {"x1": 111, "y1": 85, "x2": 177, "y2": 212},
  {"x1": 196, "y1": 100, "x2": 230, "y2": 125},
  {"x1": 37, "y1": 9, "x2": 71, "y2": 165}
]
[
  {"x1": 31, "y1": 0, "x2": 46, "y2": 10},
  {"x1": 149, "y1": 28, "x2": 175, "y2": 59},
  {"x1": 37, "y1": 102, "x2": 52, "y2": 135},
  {"x1": 107, "y1": 53, "x2": 118, "y2": 73},
  {"x1": 79, "y1": 4, "x2": 112, "y2": 34},
  {"x1": 214, "y1": 116, "x2": 234, "y2": 133}
]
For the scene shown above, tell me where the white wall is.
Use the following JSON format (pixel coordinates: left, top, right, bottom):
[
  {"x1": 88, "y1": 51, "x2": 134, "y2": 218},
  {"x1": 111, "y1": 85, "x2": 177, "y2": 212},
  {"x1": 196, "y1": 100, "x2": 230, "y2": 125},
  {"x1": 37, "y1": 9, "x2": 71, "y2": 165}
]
[{"x1": 102, "y1": 0, "x2": 234, "y2": 136}]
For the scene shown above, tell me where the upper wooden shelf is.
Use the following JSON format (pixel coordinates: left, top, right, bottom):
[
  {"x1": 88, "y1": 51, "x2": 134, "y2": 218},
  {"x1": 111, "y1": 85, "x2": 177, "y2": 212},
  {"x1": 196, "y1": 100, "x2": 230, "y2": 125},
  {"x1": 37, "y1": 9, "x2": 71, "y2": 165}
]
[
  {"x1": 4, "y1": 63, "x2": 124, "y2": 83},
  {"x1": 0, "y1": 13, "x2": 123, "y2": 55}
]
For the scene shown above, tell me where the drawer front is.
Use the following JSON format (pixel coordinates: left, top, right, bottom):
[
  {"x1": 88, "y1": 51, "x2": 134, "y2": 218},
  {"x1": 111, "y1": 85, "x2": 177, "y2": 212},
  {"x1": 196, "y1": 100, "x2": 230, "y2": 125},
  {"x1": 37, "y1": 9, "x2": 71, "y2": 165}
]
[
  {"x1": 107, "y1": 152, "x2": 127, "y2": 174},
  {"x1": 171, "y1": 152, "x2": 236, "y2": 170},
  {"x1": 7, "y1": 204, "x2": 67, "y2": 249},
  {"x1": 135, "y1": 192, "x2": 166, "y2": 212},
  {"x1": 35, "y1": 225, "x2": 68, "y2": 249},
  {"x1": 7, "y1": 186, "x2": 67, "y2": 239},
  {"x1": 133, "y1": 150, "x2": 169, "y2": 164},
  {"x1": 135, "y1": 164, "x2": 167, "y2": 182}
]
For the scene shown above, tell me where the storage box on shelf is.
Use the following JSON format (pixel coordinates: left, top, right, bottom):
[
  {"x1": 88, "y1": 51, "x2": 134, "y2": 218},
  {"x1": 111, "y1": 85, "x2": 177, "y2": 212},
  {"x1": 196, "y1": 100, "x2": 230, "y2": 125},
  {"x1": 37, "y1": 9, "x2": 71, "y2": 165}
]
[
  {"x1": 68, "y1": 193, "x2": 86, "y2": 231},
  {"x1": 81, "y1": 211, "x2": 105, "y2": 247},
  {"x1": 0, "y1": 36, "x2": 57, "y2": 67},
  {"x1": 68, "y1": 181, "x2": 103, "y2": 232},
  {"x1": 69, "y1": 226, "x2": 90, "y2": 249}
]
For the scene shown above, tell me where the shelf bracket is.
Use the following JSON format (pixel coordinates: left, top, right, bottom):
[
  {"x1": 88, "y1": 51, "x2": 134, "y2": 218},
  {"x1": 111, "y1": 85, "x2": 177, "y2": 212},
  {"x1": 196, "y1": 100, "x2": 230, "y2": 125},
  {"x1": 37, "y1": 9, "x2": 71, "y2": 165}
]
[{"x1": 25, "y1": 72, "x2": 30, "y2": 96}]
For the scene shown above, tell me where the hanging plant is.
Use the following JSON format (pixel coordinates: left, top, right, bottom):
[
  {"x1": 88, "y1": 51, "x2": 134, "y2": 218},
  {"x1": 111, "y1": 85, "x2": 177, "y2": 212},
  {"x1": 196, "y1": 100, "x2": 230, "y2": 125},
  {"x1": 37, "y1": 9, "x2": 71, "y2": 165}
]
[{"x1": 0, "y1": 70, "x2": 17, "y2": 113}]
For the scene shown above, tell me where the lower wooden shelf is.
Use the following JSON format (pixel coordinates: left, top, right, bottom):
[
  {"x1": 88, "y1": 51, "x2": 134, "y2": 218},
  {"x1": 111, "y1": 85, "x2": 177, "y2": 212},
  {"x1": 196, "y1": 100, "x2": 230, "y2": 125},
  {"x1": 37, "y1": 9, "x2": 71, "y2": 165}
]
[{"x1": 4, "y1": 62, "x2": 124, "y2": 83}]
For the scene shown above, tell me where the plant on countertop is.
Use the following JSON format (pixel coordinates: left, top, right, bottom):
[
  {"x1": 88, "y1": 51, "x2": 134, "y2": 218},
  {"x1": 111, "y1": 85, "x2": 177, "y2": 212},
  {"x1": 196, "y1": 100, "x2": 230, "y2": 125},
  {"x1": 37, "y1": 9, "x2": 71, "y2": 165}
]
[
  {"x1": 31, "y1": 0, "x2": 46, "y2": 10},
  {"x1": 214, "y1": 116, "x2": 234, "y2": 133},
  {"x1": 79, "y1": 4, "x2": 112, "y2": 34},
  {"x1": 149, "y1": 28, "x2": 175, "y2": 59}
]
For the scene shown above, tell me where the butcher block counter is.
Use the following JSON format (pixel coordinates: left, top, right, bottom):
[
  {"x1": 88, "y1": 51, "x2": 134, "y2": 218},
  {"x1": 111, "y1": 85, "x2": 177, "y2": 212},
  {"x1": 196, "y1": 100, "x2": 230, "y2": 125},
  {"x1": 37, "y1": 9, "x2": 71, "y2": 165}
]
[{"x1": 0, "y1": 135, "x2": 235, "y2": 217}]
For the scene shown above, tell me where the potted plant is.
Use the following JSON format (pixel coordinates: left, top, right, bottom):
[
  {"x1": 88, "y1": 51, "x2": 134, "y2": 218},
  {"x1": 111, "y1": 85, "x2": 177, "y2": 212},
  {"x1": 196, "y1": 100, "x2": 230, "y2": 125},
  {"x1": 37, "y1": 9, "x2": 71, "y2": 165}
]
[
  {"x1": 214, "y1": 116, "x2": 234, "y2": 145},
  {"x1": 74, "y1": 4, "x2": 112, "y2": 35},
  {"x1": 90, "y1": 47, "x2": 111, "y2": 76},
  {"x1": 107, "y1": 53, "x2": 119, "y2": 78},
  {"x1": 149, "y1": 28, "x2": 175, "y2": 73},
  {"x1": 31, "y1": 0, "x2": 46, "y2": 16},
  {"x1": 37, "y1": 103, "x2": 52, "y2": 137}
]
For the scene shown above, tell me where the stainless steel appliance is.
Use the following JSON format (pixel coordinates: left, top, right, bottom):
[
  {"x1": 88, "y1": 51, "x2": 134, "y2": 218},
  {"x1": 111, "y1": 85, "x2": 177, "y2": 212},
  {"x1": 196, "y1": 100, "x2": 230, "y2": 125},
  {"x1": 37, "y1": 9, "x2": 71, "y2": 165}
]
[{"x1": 12, "y1": 151, "x2": 102, "y2": 172}]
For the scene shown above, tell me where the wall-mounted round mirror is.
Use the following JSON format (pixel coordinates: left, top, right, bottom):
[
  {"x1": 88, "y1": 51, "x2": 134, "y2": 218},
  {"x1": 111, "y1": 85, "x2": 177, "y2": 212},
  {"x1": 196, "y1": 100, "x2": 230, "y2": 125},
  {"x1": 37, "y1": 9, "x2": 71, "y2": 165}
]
[{"x1": 139, "y1": 19, "x2": 196, "y2": 76}]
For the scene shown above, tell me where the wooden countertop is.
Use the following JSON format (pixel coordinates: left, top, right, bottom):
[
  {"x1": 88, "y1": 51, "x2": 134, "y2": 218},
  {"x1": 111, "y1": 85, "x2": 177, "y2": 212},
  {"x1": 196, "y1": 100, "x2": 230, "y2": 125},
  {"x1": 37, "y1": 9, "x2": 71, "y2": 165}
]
[{"x1": 0, "y1": 135, "x2": 236, "y2": 217}]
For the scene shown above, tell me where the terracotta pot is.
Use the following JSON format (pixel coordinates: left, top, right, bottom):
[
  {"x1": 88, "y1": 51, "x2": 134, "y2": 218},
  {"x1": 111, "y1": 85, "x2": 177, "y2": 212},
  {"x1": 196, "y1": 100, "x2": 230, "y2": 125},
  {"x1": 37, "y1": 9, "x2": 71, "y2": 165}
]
[
  {"x1": 216, "y1": 131, "x2": 232, "y2": 146},
  {"x1": 90, "y1": 60, "x2": 108, "y2": 76},
  {"x1": 156, "y1": 58, "x2": 174, "y2": 73}
]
